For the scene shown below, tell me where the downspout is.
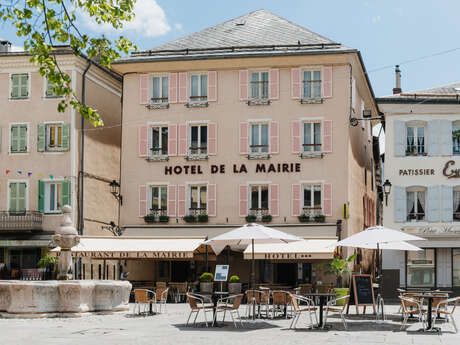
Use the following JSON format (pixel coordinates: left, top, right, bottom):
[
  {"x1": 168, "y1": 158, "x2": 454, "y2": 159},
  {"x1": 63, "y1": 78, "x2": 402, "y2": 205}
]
[{"x1": 118, "y1": 75, "x2": 123, "y2": 229}]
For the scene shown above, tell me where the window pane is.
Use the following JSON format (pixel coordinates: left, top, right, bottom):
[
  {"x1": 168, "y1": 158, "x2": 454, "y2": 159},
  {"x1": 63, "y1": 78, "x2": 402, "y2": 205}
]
[
  {"x1": 417, "y1": 191, "x2": 425, "y2": 217},
  {"x1": 191, "y1": 126, "x2": 198, "y2": 148},
  {"x1": 303, "y1": 71, "x2": 311, "y2": 98},
  {"x1": 251, "y1": 124, "x2": 259, "y2": 152},
  {"x1": 261, "y1": 185, "x2": 269, "y2": 209},
  {"x1": 152, "y1": 127, "x2": 160, "y2": 150},
  {"x1": 407, "y1": 249, "x2": 435, "y2": 287},
  {"x1": 49, "y1": 184, "x2": 56, "y2": 211},
  {"x1": 304, "y1": 186, "x2": 311, "y2": 207},
  {"x1": 313, "y1": 71, "x2": 321, "y2": 97},
  {"x1": 152, "y1": 77, "x2": 160, "y2": 100},
  {"x1": 261, "y1": 124, "x2": 268, "y2": 152},
  {"x1": 161, "y1": 187, "x2": 167, "y2": 209},
  {"x1": 251, "y1": 73, "x2": 259, "y2": 99},
  {"x1": 49, "y1": 126, "x2": 55, "y2": 147},
  {"x1": 161, "y1": 77, "x2": 168, "y2": 102},
  {"x1": 57, "y1": 126, "x2": 62, "y2": 147},
  {"x1": 261, "y1": 72, "x2": 268, "y2": 99},
  {"x1": 191, "y1": 75, "x2": 199, "y2": 97},
  {"x1": 454, "y1": 191, "x2": 460, "y2": 220},
  {"x1": 314, "y1": 123, "x2": 321, "y2": 151},
  {"x1": 417, "y1": 127, "x2": 425, "y2": 153},
  {"x1": 200, "y1": 126, "x2": 207, "y2": 153},
  {"x1": 152, "y1": 187, "x2": 159, "y2": 210},
  {"x1": 313, "y1": 185, "x2": 321, "y2": 208},
  {"x1": 190, "y1": 186, "x2": 198, "y2": 209},
  {"x1": 407, "y1": 191, "x2": 415, "y2": 218},
  {"x1": 304, "y1": 123, "x2": 312, "y2": 152},
  {"x1": 200, "y1": 186, "x2": 207, "y2": 209},
  {"x1": 251, "y1": 186, "x2": 259, "y2": 209},
  {"x1": 200, "y1": 74, "x2": 207, "y2": 98},
  {"x1": 161, "y1": 127, "x2": 168, "y2": 154},
  {"x1": 56, "y1": 183, "x2": 62, "y2": 209}
]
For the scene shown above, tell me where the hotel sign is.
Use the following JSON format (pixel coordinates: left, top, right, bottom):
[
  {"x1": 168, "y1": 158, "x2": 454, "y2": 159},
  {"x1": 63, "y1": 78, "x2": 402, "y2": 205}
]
[
  {"x1": 69, "y1": 251, "x2": 194, "y2": 259},
  {"x1": 244, "y1": 252, "x2": 332, "y2": 260},
  {"x1": 164, "y1": 163, "x2": 301, "y2": 175}
]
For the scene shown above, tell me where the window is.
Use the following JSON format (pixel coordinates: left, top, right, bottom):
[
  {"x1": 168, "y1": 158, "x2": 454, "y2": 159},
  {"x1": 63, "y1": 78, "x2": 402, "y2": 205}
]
[
  {"x1": 303, "y1": 122, "x2": 321, "y2": 152},
  {"x1": 250, "y1": 71, "x2": 269, "y2": 99},
  {"x1": 303, "y1": 184, "x2": 321, "y2": 216},
  {"x1": 10, "y1": 124, "x2": 28, "y2": 153},
  {"x1": 453, "y1": 123, "x2": 460, "y2": 155},
  {"x1": 303, "y1": 70, "x2": 321, "y2": 99},
  {"x1": 45, "y1": 182, "x2": 62, "y2": 213},
  {"x1": 152, "y1": 75, "x2": 168, "y2": 103},
  {"x1": 250, "y1": 123, "x2": 269, "y2": 154},
  {"x1": 406, "y1": 187, "x2": 426, "y2": 221},
  {"x1": 190, "y1": 125, "x2": 207, "y2": 155},
  {"x1": 407, "y1": 249, "x2": 435, "y2": 288},
  {"x1": 150, "y1": 126, "x2": 168, "y2": 156},
  {"x1": 45, "y1": 78, "x2": 57, "y2": 98},
  {"x1": 46, "y1": 124, "x2": 63, "y2": 150},
  {"x1": 454, "y1": 188, "x2": 460, "y2": 221},
  {"x1": 190, "y1": 73, "x2": 207, "y2": 102},
  {"x1": 150, "y1": 186, "x2": 167, "y2": 216},
  {"x1": 10, "y1": 73, "x2": 29, "y2": 99},
  {"x1": 250, "y1": 185, "x2": 269, "y2": 212},
  {"x1": 189, "y1": 185, "x2": 207, "y2": 215},
  {"x1": 406, "y1": 125, "x2": 425, "y2": 155},
  {"x1": 454, "y1": 249, "x2": 460, "y2": 286},
  {"x1": 9, "y1": 182, "x2": 26, "y2": 214}
]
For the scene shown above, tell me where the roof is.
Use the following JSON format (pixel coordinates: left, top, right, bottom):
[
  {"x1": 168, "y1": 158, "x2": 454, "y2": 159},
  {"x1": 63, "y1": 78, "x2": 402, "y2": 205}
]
[{"x1": 377, "y1": 81, "x2": 460, "y2": 104}]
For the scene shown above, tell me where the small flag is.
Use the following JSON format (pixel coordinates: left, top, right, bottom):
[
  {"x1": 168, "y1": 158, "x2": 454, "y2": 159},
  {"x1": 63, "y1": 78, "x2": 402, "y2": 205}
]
[
  {"x1": 27, "y1": 172, "x2": 32, "y2": 177},
  {"x1": 5, "y1": 170, "x2": 10, "y2": 175},
  {"x1": 17, "y1": 170, "x2": 22, "y2": 175},
  {"x1": 38, "y1": 173, "x2": 43, "y2": 178},
  {"x1": 49, "y1": 174, "x2": 54, "y2": 179}
]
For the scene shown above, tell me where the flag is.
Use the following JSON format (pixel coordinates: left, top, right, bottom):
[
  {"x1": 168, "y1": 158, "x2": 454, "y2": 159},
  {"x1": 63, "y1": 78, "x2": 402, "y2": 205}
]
[
  {"x1": 27, "y1": 172, "x2": 32, "y2": 177},
  {"x1": 5, "y1": 170, "x2": 10, "y2": 175}
]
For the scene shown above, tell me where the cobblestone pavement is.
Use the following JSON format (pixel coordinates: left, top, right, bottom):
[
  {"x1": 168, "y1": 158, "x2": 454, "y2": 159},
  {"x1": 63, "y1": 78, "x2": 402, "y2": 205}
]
[{"x1": 1, "y1": 304, "x2": 459, "y2": 345}]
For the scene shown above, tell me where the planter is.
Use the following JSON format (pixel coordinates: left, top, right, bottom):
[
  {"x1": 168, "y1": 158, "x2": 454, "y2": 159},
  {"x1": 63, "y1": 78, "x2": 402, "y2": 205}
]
[
  {"x1": 245, "y1": 215, "x2": 257, "y2": 222},
  {"x1": 298, "y1": 215, "x2": 310, "y2": 223},
  {"x1": 228, "y1": 283, "x2": 242, "y2": 294},
  {"x1": 200, "y1": 282, "x2": 213, "y2": 293},
  {"x1": 143, "y1": 215, "x2": 156, "y2": 223},
  {"x1": 261, "y1": 215, "x2": 272, "y2": 223},
  {"x1": 314, "y1": 215, "x2": 326, "y2": 223},
  {"x1": 159, "y1": 215, "x2": 169, "y2": 223},
  {"x1": 197, "y1": 214, "x2": 209, "y2": 223},
  {"x1": 183, "y1": 215, "x2": 196, "y2": 223},
  {"x1": 334, "y1": 288, "x2": 349, "y2": 306}
]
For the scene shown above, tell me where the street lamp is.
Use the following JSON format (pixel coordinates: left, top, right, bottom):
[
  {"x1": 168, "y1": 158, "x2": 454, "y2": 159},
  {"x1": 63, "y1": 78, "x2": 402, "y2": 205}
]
[
  {"x1": 383, "y1": 179, "x2": 392, "y2": 206},
  {"x1": 109, "y1": 180, "x2": 123, "y2": 205}
]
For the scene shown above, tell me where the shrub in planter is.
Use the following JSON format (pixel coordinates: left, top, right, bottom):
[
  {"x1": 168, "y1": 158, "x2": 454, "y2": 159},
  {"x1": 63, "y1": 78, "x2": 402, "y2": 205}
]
[
  {"x1": 314, "y1": 214, "x2": 326, "y2": 223},
  {"x1": 261, "y1": 214, "x2": 272, "y2": 222},
  {"x1": 197, "y1": 214, "x2": 209, "y2": 223},
  {"x1": 159, "y1": 215, "x2": 169, "y2": 222},
  {"x1": 200, "y1": 272, "x2": 214, "y2": 293},
  {"x1": 229, "y1": 275, "x2": 240, "y2": 283},
  {"x1": 326, "y1": 254, "x2": 356, "y2": 306},
  {"x1": 143, "y1": 215, "x2": 157, "y2": 223},
  {"x1": 183, "y1": 215, "x2": 196, "y2": 223},
  {"x1": 245, "y1": 215, "x2": 257, "y2": 222},
  {"x1": 298, "y1": 214, "x2": 310, "y2": 222},
  {"x1": 228, "y1": 275, "x2": 242, "y2": 294}
]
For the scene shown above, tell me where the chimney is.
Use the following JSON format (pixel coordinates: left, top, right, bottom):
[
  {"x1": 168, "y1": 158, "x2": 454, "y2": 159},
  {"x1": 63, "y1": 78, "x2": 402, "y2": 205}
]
[
  {"x1": 393, "y1": 65, "x2": 402, "y2": 94},
  {"x1": 0, "y1": 40, "x2": 12, "y2": 53}
]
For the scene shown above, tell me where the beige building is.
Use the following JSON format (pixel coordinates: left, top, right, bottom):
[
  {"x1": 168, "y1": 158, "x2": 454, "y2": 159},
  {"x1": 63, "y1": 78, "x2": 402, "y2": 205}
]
[
  {"x1": 109, "y1": 10, "x2": 379, "y2": 286},
  {"x1": 0, "y1": 43, "x2": 122, "y2": 278}
]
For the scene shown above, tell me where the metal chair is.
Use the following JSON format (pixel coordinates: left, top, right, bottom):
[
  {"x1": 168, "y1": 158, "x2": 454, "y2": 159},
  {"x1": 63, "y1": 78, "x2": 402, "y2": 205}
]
[
  {"x1": 174, "y1": 282, "x2": 188, "y2": 303},
  {"x1": 155, "y1": 287, "x2": 169, "y2": 313},
  {"x1": 399, "y1": 295, "x2": 426, "y2": 331},
  {"x1": 323, "y1": 295, "x2": 349, "y2": 330},
  {"x1": 133, "y1": 289, "x2": 156, "y2": 315},
  {"x1": 185, "y1": 293, "x2": 214, "y2": 327},
  {"x1": 288, "y1": 293, "x2": 318, "y2": 329},
  {"x1": 213, "y1": 294, "x2": 244, "y2": 328},
  {"x1": 432, "y1": 296, "x2": 460, "y2": 333},
  {"x1": 271, "y1": 290, "x2": 290, "y2": 319}
]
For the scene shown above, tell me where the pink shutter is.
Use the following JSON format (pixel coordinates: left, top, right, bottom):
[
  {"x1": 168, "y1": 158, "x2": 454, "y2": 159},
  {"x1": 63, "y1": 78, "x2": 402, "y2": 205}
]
[
  {"x1": 239, "y1": 122, "x2": 249, "y2": 155},
  {"x1": 323, "y1": 183, "x2": 332, "y2": 217},
  {"x1": 270, "y1": 121, "x2": 279, "y2": 154},
  {"x1": 139, "y1": 185, "x2": 147, "y2": 217},
  {"x1": 207, "y1": 184, "x2": 216, "y2": 216},
  {"x1": 291, "y1": 68, "x2": 301, "y2": 99},
  {"x1": 177, "y1": 185, "x2": 186, "y2": 217},
  {"x1": 239, "y1": 185, "x2": 248, "y2": 217},
  {"x1": 178, "y1": 72, "x2": 188, "y2": 103},
  {"x1": 168, "y1": 124, "x2": 177, "y2": 156},
  {"x1": 207, "y1": 71, "x2": 217, "y2": 102},
  {"x1": 239, "y1": 70, "x2": 249, "y2": 101},
  {"x1": 208, "y1": 122, "x2": 217, "y2": 155},
  {"x1": 321, "y1": 66, "x2": 332, "y2": 98},
  {"x1": 169, "y1": 73, "x2": 178, "y2": 103},
  {"x1": 138, "y1": 125, "x2": 148, "y2": 157},
  {"x1": 291, "y1": 120, "x2": 301, "y2": 154},
  {"x1": 178, "y1": 124, "x2": 187, "y2": 156},
  {"x1": 269, "y1": 184, "x2": 279, "y2": 217},
  {"x1": 322, "y1": 120, "x2": 333, "y2": 153},
  {"x1": 269, "y1": 68, "x2": 279, "y2": 100},
  {"x1": 291, "y1": 184, "x2": 301, "y2": 217},
  {"x1": 167, "y1": 185, "x2": 177, "y2": 217},
  {"x1": 139, "y1": 74, "x2": 150, "y2": 104}
]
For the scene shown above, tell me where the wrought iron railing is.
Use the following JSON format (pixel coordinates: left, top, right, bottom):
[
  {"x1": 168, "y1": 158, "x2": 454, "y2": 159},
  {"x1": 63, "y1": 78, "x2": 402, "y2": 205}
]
[
  {"x1": 302, "y1": 207, "x2": 322, "y2": 217},
  {"x1": 188, "y1": 207, "x2": 207, "y2": 216},
  {"x1": 148, "y1": 208, "x2": 168, "y2": 217},
  {"x1": 0, "y1": 211, "x2": 43, "y2": 231},
  {"x1": 249, "y1": 208, "x2": 269, "y2": 220}
]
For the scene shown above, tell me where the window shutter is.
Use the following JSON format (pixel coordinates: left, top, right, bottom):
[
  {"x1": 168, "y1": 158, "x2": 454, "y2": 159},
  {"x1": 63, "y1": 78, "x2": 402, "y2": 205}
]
[
  {"x1": 208, "y1": 122, "x2": 217, "y2": 155},
  {"x1": 351, "y1": 77, "x2": 356, "y2": 110},
  {"x1": 269, "y1": 68, "x2": 279, "y2": 100},
  {"x1": 291, "y1": 120, "x2": 301, "y2": 154},
  {"x1": 291, "y1": 184, "x2": 301, "y2": 217},
  {"x1": 139, "y1": 74, "x2": 150, "y2": 105},
  {"x1": 239, "y1": 185, "x2": 248, "y2": 217},
  {"x1": 167, "y1": 185, "x2": 177, "y2": 217},
  {"x1": 61, "y1": 180, "x2": 71, "y2": 207},
  {"x1": 323, "y1": 183, "x2": 332, "y2": 217},
  {"x1": 61, "y1": 123, "x2": 70, "y2": 151},
  {"x1": 21, "y1": 74, "x2": 29, "y2": 97},
  {"x1": 291, "y1": 68, "x2": 301, "y2": 99},
  {"x1": 177, "y1": 124, "x2": 187, "y2": 156},
  {"x1": 394, "y1": 186, "x2": 406, "y2": 222},
  {"x1": 19, "y1": 125, "x2": 27, "y2": 152},
  {"x1": 321, "y1": 66, "x2": 333, "y2": 98},
  {"x1": 11, "y1": 75, "x2": 19, "y2": 98},
  {"x1": 269, "y1": 184, "x2": 279, "y2": 217},
  {"x1": 427, "y1": 186, "x2": 441, "y2": 222},
  {"x1": 168, "y1": 73, "x2": 178, "y2": 103},
  {"x1": 427, "y1": 120, "x2": 439, "y2": 156},
  {"x1": 322, "y1": 120, "x2": 333, "y2": 153},
  {"x1": 138, "y1": 125, "x2": 148, "y2": 157},
  {"x1": 440, "y1": 120, "x2": 452, "y2": 155},
  {"x1": 442, "y1": 185, "x2": 453, "y2": 222},
  {"x1": 168, "y1": 124, "x2": 177, "y2": 156},
  {"x1": 37, "y1": 124, "x2": 46, "y2": 152},
  {"x1": 207, "y1": 71, "x2": 217, "y2": 102},
  {"x1": 207, "y1": 184, "x2": 216, "y2": 217},
  {"x1": 269, "y1": 121, "x2": 279, "y2": 154},
  {"x1": 9, "y1": 183, "x2": 17, "y2": 212},
  {"x1": 177, "y1": 185, "x2": 186, "y2": 217},
  {"x1": 239, "y1": 70, "x2": 249, "y2": 101},
  {"x1": 10, "y1": 126, "x2": 18, "y2": 152},
  {"x1": 393, "y1": 120, "x2": 406, "y2": 157},
  {"x1": 138, "y1": 185, "x2": 147, "y2": 217},
  {"x1": 38, "y1": 180, "x2": 45, "y2": 213},
  {"x1": 239, "y1": 122, "x2": 249, "y2": 155},
  {"x1": 178, "y1": 72, "x2": 188, "y2": 103}
]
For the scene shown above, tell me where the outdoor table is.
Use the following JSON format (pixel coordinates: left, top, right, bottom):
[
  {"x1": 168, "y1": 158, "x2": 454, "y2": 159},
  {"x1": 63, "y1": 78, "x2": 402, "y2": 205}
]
[
  {"x1": 413, "y1": 292, "x2": 451, "y2": 332},
  {"x1": 301, "y1": 292, "x2": 335, "y2": 329}
]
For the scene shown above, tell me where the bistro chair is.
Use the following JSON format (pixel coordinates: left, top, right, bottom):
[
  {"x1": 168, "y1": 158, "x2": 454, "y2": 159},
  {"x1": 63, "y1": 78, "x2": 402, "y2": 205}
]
[
  {"x1": 399, "y1": 296, "x2": 426, "y2": 331},
  {"x1": 174, "y1": 282, "x2": 188, "y2": 303},
  {"x1": 288, "y1": 293, "x2": 318, "y2": 329},
  {"x1": 432, "y1": 296, "x2": 460, "y2": 333},
  {"x1": 323, "y1": 295, "x2": 349, "y2": 330},
  {"x1": 213, "y1": 294, "x2": 245, "y2": 328},
  {"x1": 297, "y1": 283, "x2": 313, "y2": 295},
  {"x1": 156, "y1": 287, "x2": 169, "y2": 313},
  {"x1": 133, "y1": 289, "x2": 156, "y2": 315},
  {"x1": 156, "y1": 281, "x2": 167, "y2": 288},
  {"x1": 245, "y1": 290, "x2": 261, "y2": 318},
  {"x1": 271, "y1": 290, "x2": 291, "y2": 319},
  {"x1": 185, "y1": 293, "x2": 214, "y2": 327}
]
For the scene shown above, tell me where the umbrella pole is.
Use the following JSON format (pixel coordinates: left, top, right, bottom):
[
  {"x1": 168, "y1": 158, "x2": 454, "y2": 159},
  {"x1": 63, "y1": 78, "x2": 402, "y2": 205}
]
[
  {"x1": 252, "y1": 238, "x2": 256, "y2": 320},
  {"x1": 205, "y1": 236, "x2": 209, "y2": 272}
]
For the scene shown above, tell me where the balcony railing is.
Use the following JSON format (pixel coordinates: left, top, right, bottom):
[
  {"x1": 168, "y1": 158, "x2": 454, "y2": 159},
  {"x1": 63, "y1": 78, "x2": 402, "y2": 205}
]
[
  {"x1": 249, "y1": 208, "x2": 269, "y2": 220},
  {"x1": 188, "y1": 207, "x2": 207, "y2": 216},
  {"x1": 0, "y1": 211, "x2": 43, "y2": 231},
  {"x1": 302, "y1": 207, "x2": 322, "y2": 217},
  {"x1": 148, "y1": 208, "x2": 168, "y2": 217}
]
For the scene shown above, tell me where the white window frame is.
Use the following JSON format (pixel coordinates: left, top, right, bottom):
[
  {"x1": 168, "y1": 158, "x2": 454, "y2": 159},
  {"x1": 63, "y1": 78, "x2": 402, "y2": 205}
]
[
  {"x1": 151, "y1": 73, "x2": 169, "y2": 104},
  {"x1": 8, "y1": 122, "x2": 29, "y2": 154},
  {"x1": 189, "y1": 72, "x2": 207, "y2": 102},
  {"x1": 9, "y1": 72, "x2": 30, "y2": 100},
  {"x1": 249, "y1": 122, "x2": 270, "y2": 154},
  {"x1": 249, "y1": 184, "x2": 270, "y2": 211},
  {"x1": 302, "y1": 67, "x2": 322, "y2": 99},
  {"x1": 249, "y1": 70, "x2": 269, "y2": 100},
  {"x1": 302, "y1": 183, "x2": 323, "y2": 216},
  {"x1": 453, "y1": 122, "x2": 460, "y2": 155},
  {"x1": 148, "y1": 184, "x2": 168, "y2": 214},
  {"x1": 7, "y1": 179, "x2": 29, "y2": 213},
  {"x1": 44, "y1": 180, "x2": 64, "y2": 214},
  {"x1": 453, "y1": 186, "x2": 460, "y2": 221},
  {"x1": 406, "y1": 186, "x2": 427, "y2": 222},
  {"x1": 406, "y1": 122, "x2": 426, "y2": 156},
  {"x1": 188, "y1": 123, "x2": 208, "y2": 155},
  {"x1": 149, "y1": 124, "x2": 169, "y2": 157},
  {"x1": 188, "y1": 184, "x2": 208, "y2": 215},
  {"x1": 302, "y1": 120, "x2": 322, "y2": 153},
  {"x1": 45, "y1": 122, "x2": 64, "y2": 151}
]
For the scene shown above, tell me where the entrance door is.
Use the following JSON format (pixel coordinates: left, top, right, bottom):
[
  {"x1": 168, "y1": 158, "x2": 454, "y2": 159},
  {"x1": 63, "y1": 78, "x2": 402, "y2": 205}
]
[
  {"x1": 171, "y1": 261, "x2": 190, "y2": 282},
  {"x1": 276, "y1": 263, "x2": 296, "y2": 286}
]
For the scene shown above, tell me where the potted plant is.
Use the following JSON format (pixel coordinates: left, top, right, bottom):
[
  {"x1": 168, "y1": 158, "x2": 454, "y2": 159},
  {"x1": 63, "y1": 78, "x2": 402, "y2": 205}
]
[
  {"x1": 261, "y1": 214, "x2": 272, "y2": 222},
  {"x1": 183, "y1": 215, "x2": 196, "y2": 223},
  {"x1": 159, "y1": 215, "x2": 169, "y2": 222},
  {"x1": 197, "y1": 214, "x2": 209, "y2": 223},
  {"x1": 143, "y1": 214, "x2": 156, "y2": 223},
  {"x1": 228, "y1": 275, "x2": 242, "y2": 294},
  {"x1": 199, "y1": 272, "x2": 214, "y2": 293},
  {"x1": 37, "y1": 254, "x2": 58, "y2": 280},
  {"x1": 298, "y1": 214, "x2": 310, "y2": 222},
  {"x1": 245, "y1": 214, "x2": 257, "y2": 222},
  {"x1": 314, "y1": 214, "x2": 326, "y2": 223},
  {"x1": 326, "y1": 254, "x2": 356, "y2": 306}
]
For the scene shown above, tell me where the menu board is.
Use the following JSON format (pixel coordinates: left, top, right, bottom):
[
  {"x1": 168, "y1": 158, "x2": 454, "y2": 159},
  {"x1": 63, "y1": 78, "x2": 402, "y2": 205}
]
[
  {"x1": 347, "y1": 274, "x2": 376, "y2": 315},
  {"x1": 214, "y1": 265, "x2": 229, "y2": 282}
]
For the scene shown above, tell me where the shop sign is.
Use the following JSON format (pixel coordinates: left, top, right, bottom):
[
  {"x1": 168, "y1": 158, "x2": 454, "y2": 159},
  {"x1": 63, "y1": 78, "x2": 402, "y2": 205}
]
[
  {"x1": 399, "y1": 169, "x2": 435, "y2": 176},
  {"x1": 443, "y1": 160, "x2": 460, "y2": 179},
  {"x1": 71, "y1": 251, "x2": 193, "y2": 259},
  {"x1": 405, "y1": 225, "x2": 460, "y2": 236},
  {"x1": 164, "y1": 163, "x2": 301, "y2": 175}
]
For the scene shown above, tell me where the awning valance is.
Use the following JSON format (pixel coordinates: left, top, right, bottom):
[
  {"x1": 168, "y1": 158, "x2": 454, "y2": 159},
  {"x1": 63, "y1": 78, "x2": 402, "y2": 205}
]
[
  {"x1": 243, "y1": 239, "x2": 336, "y2": 260},
  {"x1": 51, "y1": 237, "x2": 206, "y2": 259}
]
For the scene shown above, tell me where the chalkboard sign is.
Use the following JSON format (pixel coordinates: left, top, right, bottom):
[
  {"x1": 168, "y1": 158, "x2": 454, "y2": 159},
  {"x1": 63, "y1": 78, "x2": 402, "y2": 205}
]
[{"x1": 347, "y1": 274, "x2": 376, "y2": 315}]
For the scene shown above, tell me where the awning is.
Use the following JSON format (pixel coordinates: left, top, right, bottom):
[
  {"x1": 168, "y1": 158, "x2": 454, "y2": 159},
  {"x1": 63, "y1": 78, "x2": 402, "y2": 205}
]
[
  {"x1": 243, "y1": 239, "x2": 337, "y2": 260},
  {"x1": 51, "y1": 237, "x2": 206, "y2": 259}
]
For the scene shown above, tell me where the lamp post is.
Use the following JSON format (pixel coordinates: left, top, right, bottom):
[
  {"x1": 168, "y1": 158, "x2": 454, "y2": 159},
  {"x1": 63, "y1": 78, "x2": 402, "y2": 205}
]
[
  {"x1": 109, "y1": 180, "x2": 123, "y2": 205},
  {"x1": 383, "y1": 179, "x2": 392, "y2": 206}
]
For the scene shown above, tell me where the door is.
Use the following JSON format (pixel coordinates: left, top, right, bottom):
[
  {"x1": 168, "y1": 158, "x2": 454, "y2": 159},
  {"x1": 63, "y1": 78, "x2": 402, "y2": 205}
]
[
  {"x1": 9, "y1": 182, "x2": 26, "y2": 214},
  {"x1": 276, "y1": 263, "x2": 297, "y2": 286},
  {"x1": 171, "y1": 261, "x2": 190, "y2": 282}
]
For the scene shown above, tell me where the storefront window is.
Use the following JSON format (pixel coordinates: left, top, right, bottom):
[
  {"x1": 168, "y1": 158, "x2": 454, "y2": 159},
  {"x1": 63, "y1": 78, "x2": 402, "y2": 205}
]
[
  {"x1": 453, "y1": 249, "x2": 460, "y2": 286},
  {"x1": 407, "y1": 249, "x2": 435, "y2": 287}
]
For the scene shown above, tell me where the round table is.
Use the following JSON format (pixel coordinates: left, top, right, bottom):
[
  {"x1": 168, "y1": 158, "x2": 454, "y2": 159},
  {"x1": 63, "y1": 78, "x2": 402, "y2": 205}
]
[
  {"x1": 413, "y1": 292, "x2": 451, "y2": 332},
  {"x1": 301, "y1": 292, "x2": 335, "y2": 328}
]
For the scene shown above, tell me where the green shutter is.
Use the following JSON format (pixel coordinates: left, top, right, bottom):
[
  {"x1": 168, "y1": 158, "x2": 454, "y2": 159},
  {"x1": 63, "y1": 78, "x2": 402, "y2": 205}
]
[
  {"x1": 9, "y1": 183, "x2": 17, "y2": 212},
  {"x1": 37, "y1": 124, "x2": 46, "y2": 152},
  {"x1": 61, "y1": 180, "x2": 71, "y2": 207},
  {"x1": 20, "y1": 74, "x2": 28, "y2": 98},
  {"x1": 10, "y1": 126, "x2": 19, "y2": 152},
  {"x1": 38, "y1": 181, "x2": 45, "y2": 213},
  {"x1": 11, "y1": 75, "x2": 19, "y2": 98},
  {"x1": 18, "y1": 183, "x2": 26, "y2": 212},
  {"x1": 61, "y1": 123, "x2": 70, "y2": 151},
  {"x1": 19, "y1": 125, "x2": 27, "y2": 152}
]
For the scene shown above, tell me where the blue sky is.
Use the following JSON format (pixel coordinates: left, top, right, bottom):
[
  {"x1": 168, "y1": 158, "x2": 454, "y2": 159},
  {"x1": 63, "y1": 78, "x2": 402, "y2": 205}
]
[{"x1": 2, "y1": 0, "x2": 460, "y2": 97}]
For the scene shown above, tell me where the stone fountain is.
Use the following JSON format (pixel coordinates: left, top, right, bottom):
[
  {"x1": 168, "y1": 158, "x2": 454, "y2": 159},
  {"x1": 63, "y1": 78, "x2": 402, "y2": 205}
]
[{"x1": 0, "y1": 206, "x2": 131, "y2": 318}]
